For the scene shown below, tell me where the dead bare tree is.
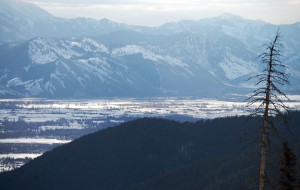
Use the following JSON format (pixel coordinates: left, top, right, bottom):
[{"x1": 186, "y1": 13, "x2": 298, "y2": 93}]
[{"x1": 246, "y1": 29, "x2": 290, "y2": 190}]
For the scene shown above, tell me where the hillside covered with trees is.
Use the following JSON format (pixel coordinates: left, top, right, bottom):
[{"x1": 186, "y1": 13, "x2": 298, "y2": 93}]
[{"x1": 0, "y1": 112, "x2": 299, "y2": 190}]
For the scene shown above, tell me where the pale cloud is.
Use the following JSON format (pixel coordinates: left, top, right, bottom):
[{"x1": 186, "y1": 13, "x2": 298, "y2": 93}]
[{"x1": 23, "y1": 0, "x2": 300, "y2": 26}]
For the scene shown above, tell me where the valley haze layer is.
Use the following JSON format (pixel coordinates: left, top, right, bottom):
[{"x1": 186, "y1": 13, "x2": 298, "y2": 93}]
[{"x1": 0, "y1": 0, "x2": 299, "y2": 98}]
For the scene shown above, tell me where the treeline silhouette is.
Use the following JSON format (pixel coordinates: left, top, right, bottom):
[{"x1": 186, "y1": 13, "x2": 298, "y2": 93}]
[{"x1": 0, "y1": 111, "x2": 299, "y2": 190}]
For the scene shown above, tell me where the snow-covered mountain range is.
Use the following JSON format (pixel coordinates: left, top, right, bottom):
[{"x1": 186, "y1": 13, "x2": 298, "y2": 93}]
[{"x1": 0, "y1": 0, "x2": 299, "y2": 98}]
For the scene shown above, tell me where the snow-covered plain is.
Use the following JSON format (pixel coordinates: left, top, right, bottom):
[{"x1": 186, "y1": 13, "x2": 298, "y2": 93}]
[
  {"x1": 0, "y1": 138, "x2": 71, "y2": 144},
  {"x1": 1, "y1": 97, "x2": 300, "y2": 172},
  {"x1": 1, "y1": 97, "x2": 300, "y2": 121}
]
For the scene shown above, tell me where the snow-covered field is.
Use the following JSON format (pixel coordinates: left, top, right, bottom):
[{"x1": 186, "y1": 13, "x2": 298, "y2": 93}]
[{"x1": 1, "y1": 97, "x2": 300, "y2": 172}]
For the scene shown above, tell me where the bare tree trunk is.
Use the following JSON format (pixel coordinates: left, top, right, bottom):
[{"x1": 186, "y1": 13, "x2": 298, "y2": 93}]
[
  {"x1": 258, "y1": 39, "x2": 273, "y2": 190},
  {"x1": 259, "y1": 117, "x2": 268, "y2": 190}
]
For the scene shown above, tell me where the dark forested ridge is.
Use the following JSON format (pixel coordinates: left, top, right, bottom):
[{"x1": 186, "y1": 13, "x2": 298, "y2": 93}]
[{"x1": 0, "y1": 112, "x2": 299, "y2": 190}]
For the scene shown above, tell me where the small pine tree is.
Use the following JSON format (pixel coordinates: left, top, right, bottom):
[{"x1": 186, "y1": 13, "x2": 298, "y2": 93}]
[{"x1": 278, "y1": 141, "x2": 297, "y2": 190}]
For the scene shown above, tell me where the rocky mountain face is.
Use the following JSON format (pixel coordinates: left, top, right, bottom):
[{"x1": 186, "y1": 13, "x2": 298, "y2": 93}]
[{"x1": 0, "y1": 0, "x2": 299, "y2": 98}]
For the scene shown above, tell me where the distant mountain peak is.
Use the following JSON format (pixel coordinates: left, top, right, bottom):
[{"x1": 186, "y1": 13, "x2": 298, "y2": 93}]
[
  {"x1": 216, "y1": 13, "x2": 268, "y2": 25},
  {"x1": 0, "y1": 0, "x2": 54, "y2": 20},
  {"x1": 218, "y1": 13, "x2": 243, "y2": 20},
  {"x1": 0, "y1": 0, "x2": 20, "y2": 4}
]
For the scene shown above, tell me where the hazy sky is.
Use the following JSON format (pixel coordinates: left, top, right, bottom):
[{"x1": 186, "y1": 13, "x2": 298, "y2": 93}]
[{"x1": 24, "y1": 0, "x2": 300, "y2": 26}]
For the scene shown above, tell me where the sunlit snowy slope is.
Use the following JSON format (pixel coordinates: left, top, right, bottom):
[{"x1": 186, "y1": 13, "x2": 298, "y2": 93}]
[{"x1": 0, "y1": 0, "x2": 299, "y2": 98}]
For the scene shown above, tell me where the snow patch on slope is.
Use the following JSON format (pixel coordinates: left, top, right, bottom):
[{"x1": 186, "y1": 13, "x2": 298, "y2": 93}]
[
  {"x1": 28, "y1": 38, "x2": 80, "y2": 64},
  {"x1": 7, "y1": 78, "x2": 32, "y2": 87},
  {"x1": 81, "y1": 38, "x2": 109, "y2": 54},
  {"x1": 7, "y1": 78, "x2": 23, "y2": 87},
  {"x1": 24, "y1": 79, "x2": 44, "y2": 96},
  {"x1": 28, "y1": 38, "x2": 109, "y2": 64},
  {"x1": 219, "y1": 53, "x2": 257, "y2": 80},
  {"x1": 28, "y1": 39, "x2": 58, "y2": 64},
  {"x1": 77, "y1": 57, "x2": 112, "y2": 83},
  {"x1": 68, "y1": 38, "x2": 109, "y2": 54},
  {"x1": 112, "y1": 45, "x2": 187, "y2": 67}
]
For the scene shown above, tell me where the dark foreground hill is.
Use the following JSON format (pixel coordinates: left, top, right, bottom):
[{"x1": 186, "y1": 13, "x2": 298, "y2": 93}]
[{"x1": 0, "y1": 112, "x2": 300, "y2": 190}]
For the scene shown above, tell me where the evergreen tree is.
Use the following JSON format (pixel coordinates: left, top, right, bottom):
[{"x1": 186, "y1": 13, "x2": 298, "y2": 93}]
[{"x1": 278, "y1": 141, "x2": 297, "y2": 190}]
